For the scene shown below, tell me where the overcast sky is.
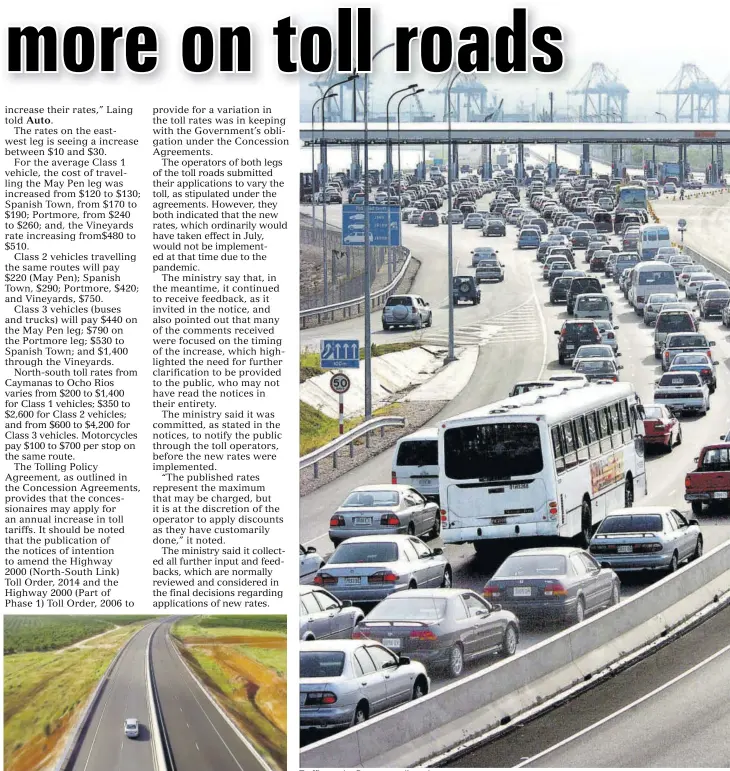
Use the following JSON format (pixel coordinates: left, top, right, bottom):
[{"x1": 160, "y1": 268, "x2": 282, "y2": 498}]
[{"x1": 299, "y1": 0, "x2": 730, "y2": 120}]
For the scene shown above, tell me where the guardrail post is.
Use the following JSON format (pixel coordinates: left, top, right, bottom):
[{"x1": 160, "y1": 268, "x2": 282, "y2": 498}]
[
  {"x1": 332, "y1": 450, "x2": 338, "y2": 470},
  {"x1": 349, "y1": 442, "x2": 354, "y2": 458},
  {"x1": 380, "y1": 425, "x2": 385, "y2": 438},
  {"x1": 366, "y1": 432, "x2": 371, "y2": 449},
  {"x1": 313, "y1": 461, "x2": 319, "y2": 479}
]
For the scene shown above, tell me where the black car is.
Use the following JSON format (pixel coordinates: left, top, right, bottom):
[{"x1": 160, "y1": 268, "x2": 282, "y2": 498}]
[
  {"x1": 550, "y1": 276, "x2": 573, "y2": 304},
  {"x1": 589, "y1": 251, "x2": 610, "y2": 272},
  {"x1": 567, "y1": 276, "x2": 605, "y2": 314},
  {"x1": 555, "y1": 320, "x2": 603, "y2": 365},
  {"x1": 418, "y1": 211, "x2": 440, "y2": 227},
  {"x1": 452, "y1": 275, "x2": 481, "y2": 306},
  {"x1": 571, "y1": 231, "x2": 591, "y2": 250},
  {"x1": 483, "y1": 218, "x2": 506, "y2": 237}
]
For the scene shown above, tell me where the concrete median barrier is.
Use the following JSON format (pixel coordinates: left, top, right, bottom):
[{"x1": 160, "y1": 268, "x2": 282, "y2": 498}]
[{"x1": 300, "y1": 540, "x2": 730, "y2": 768}]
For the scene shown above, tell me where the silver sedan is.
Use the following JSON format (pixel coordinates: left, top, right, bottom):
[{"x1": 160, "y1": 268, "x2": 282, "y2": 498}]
[
  {"x1": 315, "y1": 535, "x2": 452, "y2": 603},
  {"x1": 300, "y1": 586, "x2": 364, "y2": 641},
  {"x1": 329, "y1": 484, "x2": 440, "y2": 546},
  {"x1": 589, "y1": 507, "x2": 702, "y2": 573},
  {"x1": 300, "y1": 640, "x2": 429, "y2": 730}
]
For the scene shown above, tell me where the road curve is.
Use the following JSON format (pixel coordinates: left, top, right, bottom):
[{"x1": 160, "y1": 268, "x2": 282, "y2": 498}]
[
  {"x1": 150, "y1": 618, "x2": 270, "y2": 771},
  {"x1": 68, "y1": 622, "x2": 155, "y2": 771}
]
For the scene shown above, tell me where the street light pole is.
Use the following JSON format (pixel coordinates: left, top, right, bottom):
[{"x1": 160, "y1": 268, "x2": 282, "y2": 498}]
[
  {"x1": 363, "y1": 44, "x2": 395, "y2": 420},
  {"x1": 321, "y1": 75, "x2": 358, "y2": 307},
  {"x1": 397, "y1": 89, "x2": 425, "y2": 189},
  {"x1": 446, "y1": 71, "x2": 461, "y2": 363},
  {"x1": 311, "y1": 94, "x2": 336, "y2": 224},
  {"x1": 385, "y1": 84, "x2": 417, "y2": 184}
]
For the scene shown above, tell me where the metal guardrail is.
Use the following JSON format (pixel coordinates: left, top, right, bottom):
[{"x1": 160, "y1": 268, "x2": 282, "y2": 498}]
[
  {"x1": 149, "y1": 623, "x2": 177, "y2": 771},
  {"x1": 300, "y1": 416, "x2": 406, "y2": 479},
  {"x1": 146, "y1": 626, "x2": 168, "y2": 771},
  {"x1": 682, "y1": 245, "x2": 730, "y2": 286},
  {"x1": 300, "y1": 249, "x2": 413, "y2": 328}
]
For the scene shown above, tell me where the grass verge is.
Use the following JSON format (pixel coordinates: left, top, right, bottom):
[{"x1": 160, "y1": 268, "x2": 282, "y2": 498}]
[{"x1": 300, "y1": 400, "x2": 402, "y2": 456}]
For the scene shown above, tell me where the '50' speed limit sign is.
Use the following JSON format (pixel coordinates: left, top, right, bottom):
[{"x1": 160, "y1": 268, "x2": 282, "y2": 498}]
[{"x1": 330, "y1": 373, "x2": 351, "y2": 394}]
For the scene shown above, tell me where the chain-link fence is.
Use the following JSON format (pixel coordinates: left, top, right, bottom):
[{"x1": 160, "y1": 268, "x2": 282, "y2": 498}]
[{"x1": 300, "y1": 217, "x2": 408, "y2": 311}]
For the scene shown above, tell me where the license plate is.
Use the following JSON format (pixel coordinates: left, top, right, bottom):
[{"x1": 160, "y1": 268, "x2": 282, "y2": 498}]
[
  {"x1": 617, "y1": 545, "x2": 633, "y2": 553},
  {"x1": 344, "y1": 576, "x2": 361, "y2": 584},
  {"x1": 353, "y1": 517, "x2": 372, "y2": 525},
  {"x1": 565, "y1": 345, "x2": 575, "y2": 350},
  {"x1": 418, "y1": 479, "x2": 432, "y2": 486},
  {"x1": 513, "y1": 587, "x2": 532, "y2": 597},
  {"x1": 714, "y1": 491, "x2": 728, "y2": 499},
  {"x1": 492, "y1": 517, "x2": 507, "y2": 525},
  {"x1": 382, "y1": 638, "x2": 402, "y2": 649}
]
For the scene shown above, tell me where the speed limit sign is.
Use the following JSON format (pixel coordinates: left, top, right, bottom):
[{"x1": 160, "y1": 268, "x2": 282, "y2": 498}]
[{"x1": 330, "y1": 373, "x2": 351, "y2": 394}]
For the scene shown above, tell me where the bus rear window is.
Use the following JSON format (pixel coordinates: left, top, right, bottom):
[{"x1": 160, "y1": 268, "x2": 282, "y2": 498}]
[{"x1": 443, "y1": 422, "x2": 543, "y2": 480}]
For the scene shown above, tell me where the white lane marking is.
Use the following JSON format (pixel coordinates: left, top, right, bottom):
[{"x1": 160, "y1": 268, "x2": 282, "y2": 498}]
[
  {"x1": 196, "y1": 743, "x2": 200, "y2": 752},
  {"x1": 303, "y1": 532, "x2": 329, "y2": 546},
  {"x1": 515, "y1": 639, "x2": 730, "y2": 767}
]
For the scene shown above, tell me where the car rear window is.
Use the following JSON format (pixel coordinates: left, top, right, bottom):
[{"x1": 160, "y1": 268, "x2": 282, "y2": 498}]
[
  {"x1": 494, "y1": 554, "x2": 567, "y2": 577},
  {"x1": 396, "y1": 440, "x2": 438, "y2": 467},
  {"x1": 598, "y1": 515, "x2": 663, "y2": 533},
  {"x1": 565, "y1": 322, "x2": 598, "y2": 335},
  {"x1": 656, "y1": 313, "x2": 694, "y2": 333},
  {"x1": 658, "y1": 372, "x2": 701, "y2": 387},
  {"x1": 577, "y1": 296, "x2": 609, "y2": 307},
  {"x1": 666, "y1": 335, "x2": 706, "y2": 348},
  {"x1": 342, "y1": 491, "x2": 399, "y2": 507},
  {"x1": 329, "y1": 542, "x2": 399, "y2": 564},
  {"x1": 300, "y1": 651, "x2": 345, "y2": 678},
  {"x1": 386, "y1": 296, "x2": 411, "y2": 307},
  {"x1": 365, "y1": 596, "x2": 448, "y2": 622}
]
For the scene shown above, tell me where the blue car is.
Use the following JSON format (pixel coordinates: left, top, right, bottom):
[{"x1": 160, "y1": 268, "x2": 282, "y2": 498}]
[
  {"x1": 668, "y1": 353, "x2": 717, "y2": 393},
  {"x1": 518, "y1": 228, "x2": 541, "y2": 249}
]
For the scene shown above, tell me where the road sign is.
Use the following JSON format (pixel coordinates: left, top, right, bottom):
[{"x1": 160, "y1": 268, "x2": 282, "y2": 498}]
[
  {"x1": 330, "y1": 373, "x2": 351, "y2": 394},
  {"x1": 320, "y1": 339, "x2": 360, "y2": 369},
  {"x1": 678, "y1": 218, "x2": 687, "y2": 229},
  {"x1": 342, "y1": 205, "x2": 401, "y2": 247}
]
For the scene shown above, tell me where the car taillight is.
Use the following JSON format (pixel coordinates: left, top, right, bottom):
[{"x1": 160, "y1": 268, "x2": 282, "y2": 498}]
[
  {"x1": 544, "y1": 582, "x2": 568, "y2": 596},
  {"x1": 607, "y1": 332, "x2": 615, "y2": 339},
  {"x1": 410, "y1": 629, "x2": 438, "y2": 641},
  {"x1": 352, "y1": 629, "x2": 371, "y2": 639},
  {"x1": 391, "y1": 471, "x2": 397, "y2": 484},
  {"x1": 685, "y1": 476, "x2": 692, "y2": 489},
  {"x1": 368, "y1": 571, "x2": 399, "y2": 584},
  {"x1": 314, "y1": 573, "x2": 337, "y2": 586},
  {"x1": 304, "y1": 691, "x2": 338, "y2": 706},
  {"x1": 380, "y1": 514, "x2": 400, "y2": 526},
  {"x1": 440, "y1": 509, "x2": 447, "y2": 523},
  {"x1": 483, "y1": 584, "x2": 501, "y2": 598},
  {"x1": 634, "y1": 543, "x2": 663, "y2": 553},
  {"x1": 664, "y1": 351, "x2": 670, "y2": 361},
  {"x1": 330, "y1": 514, "x2": 345, "y2": 527},
  {"x1": 701, "y1": 369, "x2": 711, "y2": 376}
]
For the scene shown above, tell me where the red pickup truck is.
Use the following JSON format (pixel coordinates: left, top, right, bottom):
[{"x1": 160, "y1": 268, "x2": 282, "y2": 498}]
[{"x1": 684, "y1": 444, "x2": 730, "y2": 514}]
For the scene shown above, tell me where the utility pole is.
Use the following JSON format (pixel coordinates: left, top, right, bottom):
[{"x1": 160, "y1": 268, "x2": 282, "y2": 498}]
[{"x1": 550, "y1": 91, "x2": 557, "y2": 175}]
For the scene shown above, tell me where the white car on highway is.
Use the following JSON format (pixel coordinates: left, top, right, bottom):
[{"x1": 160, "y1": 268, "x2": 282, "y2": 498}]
[{"x1": 124, "y1": 718, "x2": 139, "y2": 738}]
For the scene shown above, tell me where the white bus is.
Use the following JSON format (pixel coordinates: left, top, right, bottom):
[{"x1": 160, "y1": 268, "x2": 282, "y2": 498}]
[
  {"x1": 627, "y1": 261, "x2": 677, "y2": 314},
  {"x1": 637, "y1": 224, "x2": 671, "y2": 261},
  {"x1": 438, "y1": 383, "x2": 647, "y2": 554}
]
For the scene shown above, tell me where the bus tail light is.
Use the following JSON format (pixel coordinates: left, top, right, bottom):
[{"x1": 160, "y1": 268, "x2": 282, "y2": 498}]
[
  {"x1": 544, "y1": 582, "x2": 568, "y2": 596},
  {"x1": 440, "y1": 509, "x2": 448, "y2": 523},
  {"x1": 548, "y1": 501, "x2": 559, "y2": 518}
]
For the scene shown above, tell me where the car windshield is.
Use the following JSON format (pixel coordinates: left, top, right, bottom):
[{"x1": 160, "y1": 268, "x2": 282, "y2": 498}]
[
  {"x1": 444, "y1": 422, "x2": 543, "y2": 480},
  {"x1": 329, "y1": 542, "x2": 399, "y2": 564},
  {"x1": 658, "y1": 373, "x2": 701, "y2": 386},
  {"x1": 598, "y1": 515, "x2": 663, "y2": 533},
  {"x1": 396, "y1": 440, "x2": 438, "y2": 467},
  {"x1": 494, "y1": 554, "x2": 567, "y2": 577},
  {"x1": 366, "y1": 596, "x2": 449, "y2": 622},
  {"x1": 300, "y1": 651, "x2": 346, "y2": 678},
  {"x1": 342, "y1": 491, "x2": 399, "y2": 507}
]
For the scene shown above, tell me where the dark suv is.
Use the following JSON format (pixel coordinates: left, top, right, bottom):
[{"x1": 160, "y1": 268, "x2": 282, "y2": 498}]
[
  {"x1": 452, "y1": 275, "x2": 481, "y2": 305},
  {"x1": 418, "y1": 211, "x2": 439, "y2": 227},
  {"x1": 567, "y1": 276, "x2": 605, "y2": 314},
  {"x1": 555, "y1": 321, "x2": 602, "y2": 365}
]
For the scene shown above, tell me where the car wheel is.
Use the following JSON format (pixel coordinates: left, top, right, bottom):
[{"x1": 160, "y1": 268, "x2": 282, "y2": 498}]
[
  {"x1": 667, "y1": 552, "x2": 679, "y2": 574},
  {"x1": 692, "y1": 536, "x2": 704, "y2": 561},
  {"x1": 611, "y1": 582, "x2": 621, "y2": 607},
  {"x1": 407, "y1": 521, "x2": 416, "y2": 536},
  {"x1": 666, "y1": 436, "x2": 673, "y2": 453},
  {"x1": 572, "y1": 596, "x2": 586, "y2": 625},
  {"x1": 412, "y1": 676, "x2": 429, "y2": 701},
  {"x1": 430, "y1": 512, "x2": 441, "y2": 538},
  {"x1": 382, "y1": 323, "x2": 390, "y2": 330},
  {"x1": 500, "y1": 625, "x2": 518, "y2": 658},
  {"x1": 441, "y1": 566, "x2": 453, "y2": 588},
  {"x1": 577, "y1": 498, "x2": 593, "y2": 548},
  {"x1": 426, "y1": 313, "x2": 433, "y2": 328},
  {"x1": 331, "y1": 539, "x2": 342, "y2": 548},
  {"x1": 691, "y1": 501, "x2": 703, "y2": 516},
  {"x1": 446, "y1": 643, "x2": 464, "y2": 678},
  {"x1": 415, "y1": 317, "x2": 423, "y2": 330},
  {"x1": 676, "y1": 427, "x2": 683, "y2": 446},
  {"x1": 351, "y1": 701, "x2": 369, "y2": 726},
  {"x1": 558, "y1": 352, "x2": 565, "y2": 365}
]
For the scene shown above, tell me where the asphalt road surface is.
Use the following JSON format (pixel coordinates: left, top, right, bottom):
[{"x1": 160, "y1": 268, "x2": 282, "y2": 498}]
[
  {"x1": 300, "y1": 189, "x2": 730, "y2": 694},
  {"x1": 450, "y1": 602, "x2": 730, "y2": 767}
]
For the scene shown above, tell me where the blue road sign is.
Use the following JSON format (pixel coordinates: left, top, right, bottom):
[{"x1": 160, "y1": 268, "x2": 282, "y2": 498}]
[
  {"x1": 342, "y1": 205, "x2": 401, "y2": 248},
  {"x1": 320, "y1": 339, "x2": 360, "y2": 369}
]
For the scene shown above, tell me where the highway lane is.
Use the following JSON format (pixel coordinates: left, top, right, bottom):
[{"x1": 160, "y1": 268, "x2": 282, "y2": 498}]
[
  {"x1": 69, "y1": 622, "x2": 155, "y2": 771},
  {"x1": 450, "y1": 600, "x2": 730, "y2": 767},
  {"x1": 654, "y1": 190, "x2": 730, "y2": 268},
  {"x1": 150, "y1": 619, "x2": 267, "y2": 771},
  {"x1": 300, "y1": 190, "x2": 730, "y2": 691}
]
